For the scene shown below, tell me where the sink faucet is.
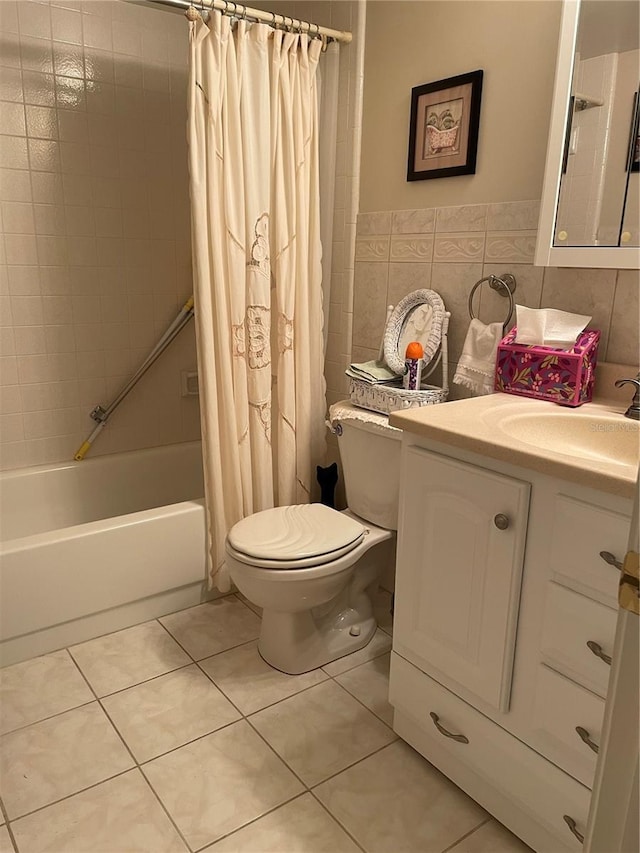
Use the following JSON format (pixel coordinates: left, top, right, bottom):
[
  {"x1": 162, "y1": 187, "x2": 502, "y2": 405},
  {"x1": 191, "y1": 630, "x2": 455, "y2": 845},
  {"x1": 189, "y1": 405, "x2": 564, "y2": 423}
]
[{"x1": 615, "y1": 373, "x2": 640, "y2": 420}]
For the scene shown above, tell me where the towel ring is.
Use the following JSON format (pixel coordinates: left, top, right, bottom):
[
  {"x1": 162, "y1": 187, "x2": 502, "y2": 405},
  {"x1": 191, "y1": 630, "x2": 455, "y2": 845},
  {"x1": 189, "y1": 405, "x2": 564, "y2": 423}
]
[{"x1": 468, "y1": 273, "x2": 516, "y2": 332}]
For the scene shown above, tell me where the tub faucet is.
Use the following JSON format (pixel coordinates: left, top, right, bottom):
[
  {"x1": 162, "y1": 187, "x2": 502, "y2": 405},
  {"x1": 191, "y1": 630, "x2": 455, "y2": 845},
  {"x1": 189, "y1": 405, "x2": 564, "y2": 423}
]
[{"x1": 615, "y1": 373, "x2": 640, "y2": 420}]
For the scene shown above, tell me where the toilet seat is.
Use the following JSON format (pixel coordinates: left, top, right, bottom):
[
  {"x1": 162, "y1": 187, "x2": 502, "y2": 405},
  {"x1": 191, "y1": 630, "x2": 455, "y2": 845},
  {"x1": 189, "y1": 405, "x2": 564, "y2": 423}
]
[{"x1": 226, "y1": 504, "x2": 366, "y2": 570}]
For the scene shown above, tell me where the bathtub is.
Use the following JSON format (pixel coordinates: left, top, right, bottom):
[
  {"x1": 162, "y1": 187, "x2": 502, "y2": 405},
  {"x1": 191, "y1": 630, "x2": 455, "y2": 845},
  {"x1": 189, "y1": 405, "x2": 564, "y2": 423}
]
[{"x1": 0, "y1": 442, "x2": 207, "y2": 666}]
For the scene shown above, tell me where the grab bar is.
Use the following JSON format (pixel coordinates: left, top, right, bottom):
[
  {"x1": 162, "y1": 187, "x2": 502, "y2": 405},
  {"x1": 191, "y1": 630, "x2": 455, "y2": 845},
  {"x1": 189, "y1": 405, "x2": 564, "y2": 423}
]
[{"x1": 73, "y1": 295, "x2": 195, "y2": 461}]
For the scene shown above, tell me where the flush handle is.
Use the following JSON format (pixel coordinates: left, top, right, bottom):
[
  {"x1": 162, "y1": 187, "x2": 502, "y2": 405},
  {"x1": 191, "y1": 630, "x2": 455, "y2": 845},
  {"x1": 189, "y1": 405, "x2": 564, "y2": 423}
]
[
  {"x1": 494, "y1": 513, "x2": 510, "y2": 530},
  {"x1": 429, "y1": 712, "x2": 469, "y2": 744},
  {"x1": 576, "y1": 725, "x2": 599, "y2": 754},
  {"x1": 563, "y1": 815, "x2": 585, "y2": 844},
  {"x1": 599, "y1": 551, "x2": 622, "y2": 571},
  {"x1": 586, "y1": 640, "x2": 612, "y2": 666}
]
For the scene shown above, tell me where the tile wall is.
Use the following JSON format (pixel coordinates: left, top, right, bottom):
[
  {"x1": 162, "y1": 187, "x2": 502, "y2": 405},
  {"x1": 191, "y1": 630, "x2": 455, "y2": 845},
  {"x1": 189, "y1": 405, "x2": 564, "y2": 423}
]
[
  {"x1": 352, "y1": 200, "x2": 639, "y2": 400},
  {"x1": 0, "y1": 0, "x2": 364, "y2": 472},
  {"x1": 0, "y1": 0, "x2": 199, "y2": 471}
]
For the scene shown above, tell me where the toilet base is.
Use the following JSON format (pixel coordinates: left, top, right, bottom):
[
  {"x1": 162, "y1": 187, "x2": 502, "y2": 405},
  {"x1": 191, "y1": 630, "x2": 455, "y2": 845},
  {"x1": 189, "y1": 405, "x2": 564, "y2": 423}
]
[{"x1": 258, "y1": 606, "x2": 377, "y2": 675}]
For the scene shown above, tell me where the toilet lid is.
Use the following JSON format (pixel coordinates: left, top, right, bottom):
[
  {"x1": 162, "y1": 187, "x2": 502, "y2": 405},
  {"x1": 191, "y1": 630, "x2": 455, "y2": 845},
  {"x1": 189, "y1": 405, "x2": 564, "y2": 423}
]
[{"x1": 227, "y1": 504, "x2": 366, "y2": 565}]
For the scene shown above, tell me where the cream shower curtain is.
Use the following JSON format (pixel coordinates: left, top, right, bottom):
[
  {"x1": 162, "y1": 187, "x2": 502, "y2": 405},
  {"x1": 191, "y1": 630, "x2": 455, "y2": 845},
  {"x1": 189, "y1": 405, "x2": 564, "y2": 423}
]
[{"x1": 187, "y1": 12, "x2": 328, "y2": 591}]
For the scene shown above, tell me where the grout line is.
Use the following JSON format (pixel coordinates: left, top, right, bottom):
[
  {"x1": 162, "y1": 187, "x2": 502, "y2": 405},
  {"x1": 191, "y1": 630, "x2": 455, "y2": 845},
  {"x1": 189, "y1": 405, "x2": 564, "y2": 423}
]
[
  {"x1": 309, "y1": 738, "x2": 398, "y2": 792},
  {"x1": 0, "y1": 697, "x2": 97, "y2": 738},
  {"x1": 189, "y1": 791, "x2": 307, "y2": 853},
  {"x1": 136, "y1": 768, "x2": 194, "y2": 853},
  {"x1": 440, "y1": 815, "x2": 492, "y2": 853},
  {"x1": 308, "y1": 789, "x2": 368, "y2": 853},
  {"x1": 4, "y1": 766, "x2": 137, "y2": 826}
]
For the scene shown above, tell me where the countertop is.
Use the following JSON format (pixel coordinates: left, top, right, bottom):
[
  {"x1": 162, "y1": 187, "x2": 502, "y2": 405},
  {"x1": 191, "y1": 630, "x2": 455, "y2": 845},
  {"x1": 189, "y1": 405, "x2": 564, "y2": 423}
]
[{"x1": 389, "y1": 393, "x2": 639, "y2": 500}]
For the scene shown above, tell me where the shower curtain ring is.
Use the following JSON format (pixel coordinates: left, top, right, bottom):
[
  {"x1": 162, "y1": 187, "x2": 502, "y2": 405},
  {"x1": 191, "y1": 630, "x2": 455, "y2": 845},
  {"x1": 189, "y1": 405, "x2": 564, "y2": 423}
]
[{"x1": 241, "y1": 4, "x2": 247, "y2": 20}]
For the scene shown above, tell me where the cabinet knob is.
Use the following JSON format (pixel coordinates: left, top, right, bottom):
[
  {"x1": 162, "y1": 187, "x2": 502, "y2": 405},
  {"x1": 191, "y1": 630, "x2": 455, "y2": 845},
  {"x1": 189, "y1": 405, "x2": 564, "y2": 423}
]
[
  {"x1": 576, "y1": 725, "x2": 599, "y2": 754},
  {"x1": 494, "y1": 513, "x2": 510, "y2": 530},
  {"x1": 599, "y1": 551, "x2": 622, "y2": 571},
  {"x1": 586, "y1": 640, "x2": 612, "y2": 666},
  {"x1": 429, "y1": 712, "x2": 469, "y2": 744},
  {"x1": 563, "y1": 815, "x2": 585, "y2": 844}
]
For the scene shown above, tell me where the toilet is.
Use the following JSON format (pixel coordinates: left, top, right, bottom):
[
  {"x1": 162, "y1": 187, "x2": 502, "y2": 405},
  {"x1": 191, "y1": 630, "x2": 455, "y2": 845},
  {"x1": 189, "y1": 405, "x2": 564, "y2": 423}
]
[{"x1": 225, "y1": 402, "x2": 401, "y2": 674}]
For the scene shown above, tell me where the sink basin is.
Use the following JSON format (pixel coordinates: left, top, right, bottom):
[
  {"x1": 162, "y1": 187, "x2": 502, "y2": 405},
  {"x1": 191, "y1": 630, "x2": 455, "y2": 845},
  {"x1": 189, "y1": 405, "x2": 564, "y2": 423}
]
[{"x1": 486, "y1": 407, "x2": 640, "y2": 468}]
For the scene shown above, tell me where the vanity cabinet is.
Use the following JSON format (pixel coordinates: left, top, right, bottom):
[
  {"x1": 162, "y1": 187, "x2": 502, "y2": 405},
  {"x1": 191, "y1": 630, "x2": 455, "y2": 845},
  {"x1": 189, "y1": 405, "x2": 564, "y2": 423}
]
[
  {"x1": 389, "y1": 433, "x2": 632, "y2": 852},
  {"x1": 393, "y1": 447, "x2": 529, "y2": 713}
]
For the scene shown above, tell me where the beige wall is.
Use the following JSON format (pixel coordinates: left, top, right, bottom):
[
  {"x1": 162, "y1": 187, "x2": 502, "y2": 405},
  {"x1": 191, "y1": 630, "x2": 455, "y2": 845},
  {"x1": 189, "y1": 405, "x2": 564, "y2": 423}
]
[
  {"x1": 0, "y1": 0, "x2": 200, "y2": 470},
  {"x1": 360, "y1": 0, "x2": 562, "y2": 212}
]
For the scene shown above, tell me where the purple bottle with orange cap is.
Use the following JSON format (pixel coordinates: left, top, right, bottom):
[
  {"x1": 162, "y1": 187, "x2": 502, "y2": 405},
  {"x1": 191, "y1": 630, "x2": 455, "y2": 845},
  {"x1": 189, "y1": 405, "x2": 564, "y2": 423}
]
[{"x1": 403, "y1": 341, "x2": 424, "y2": 390}]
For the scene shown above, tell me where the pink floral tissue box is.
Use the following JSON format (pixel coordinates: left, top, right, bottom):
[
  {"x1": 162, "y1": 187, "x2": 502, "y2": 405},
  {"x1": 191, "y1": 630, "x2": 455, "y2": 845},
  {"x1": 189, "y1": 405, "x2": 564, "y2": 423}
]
[{"x1": 494, "y1": 328, "x2": 600, "y2": 407}]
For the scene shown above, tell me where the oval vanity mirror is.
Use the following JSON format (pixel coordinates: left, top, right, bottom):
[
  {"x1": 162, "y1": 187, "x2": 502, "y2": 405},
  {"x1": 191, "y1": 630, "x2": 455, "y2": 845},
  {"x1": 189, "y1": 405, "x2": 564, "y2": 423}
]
[{"x1": 383, "y1": 289, "x2": 446, "y2": 375}]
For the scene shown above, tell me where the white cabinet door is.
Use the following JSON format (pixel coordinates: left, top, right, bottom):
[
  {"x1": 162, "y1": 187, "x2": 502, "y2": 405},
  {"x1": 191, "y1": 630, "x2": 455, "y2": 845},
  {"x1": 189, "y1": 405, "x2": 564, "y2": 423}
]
[{"x1": 394, "y1": 446, "x2": 530, "y2": 712}]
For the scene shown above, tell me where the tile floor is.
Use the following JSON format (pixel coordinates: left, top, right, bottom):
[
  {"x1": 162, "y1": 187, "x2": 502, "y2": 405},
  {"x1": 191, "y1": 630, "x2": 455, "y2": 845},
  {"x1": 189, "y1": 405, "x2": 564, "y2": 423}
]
[{"x1": 0, "y1": 591, "x2": 532, "y2": 853}]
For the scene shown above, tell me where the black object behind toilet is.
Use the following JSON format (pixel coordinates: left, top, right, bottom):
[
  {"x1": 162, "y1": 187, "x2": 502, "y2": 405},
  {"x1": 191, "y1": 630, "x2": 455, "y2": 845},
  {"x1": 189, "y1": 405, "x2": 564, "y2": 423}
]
[{"x1": 316, "y1": 462, "x2": 338, "y2": 508}]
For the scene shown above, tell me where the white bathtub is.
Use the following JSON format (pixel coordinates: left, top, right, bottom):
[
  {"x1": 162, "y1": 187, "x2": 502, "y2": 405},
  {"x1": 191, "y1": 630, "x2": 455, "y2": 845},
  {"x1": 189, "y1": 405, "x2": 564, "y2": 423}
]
[{"x1": 0, "y1": 442, "x2": 207, "y2": 666}]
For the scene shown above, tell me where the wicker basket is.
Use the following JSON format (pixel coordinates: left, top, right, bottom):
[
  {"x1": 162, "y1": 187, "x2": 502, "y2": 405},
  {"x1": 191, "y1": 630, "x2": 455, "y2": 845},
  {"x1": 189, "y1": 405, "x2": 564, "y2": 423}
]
[{"x1": 348, "y1": 377, "x2": 448, "y2": 416}]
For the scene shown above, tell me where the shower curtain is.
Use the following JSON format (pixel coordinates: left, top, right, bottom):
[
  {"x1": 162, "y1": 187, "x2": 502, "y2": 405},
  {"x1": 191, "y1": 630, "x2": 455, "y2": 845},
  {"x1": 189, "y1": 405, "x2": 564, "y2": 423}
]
[{"x1": 187, "y1": 12, "x2": 331, "y2": 591}]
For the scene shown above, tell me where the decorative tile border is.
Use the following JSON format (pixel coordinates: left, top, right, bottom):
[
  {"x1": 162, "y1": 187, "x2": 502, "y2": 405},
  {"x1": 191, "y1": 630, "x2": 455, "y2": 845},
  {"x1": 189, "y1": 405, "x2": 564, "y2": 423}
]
[
  {"x1": 355, "y1": 237, "x2": 390, "y2": 262},
  {"x1": 389, "y1": 235, "x2": 434, "y2": 262},
  {"x1": 484, "y1": 231, "x2": 537, "y2": 263},
  {"x1": 433, "y1": 233, "x2": 485, "y2": 263}
]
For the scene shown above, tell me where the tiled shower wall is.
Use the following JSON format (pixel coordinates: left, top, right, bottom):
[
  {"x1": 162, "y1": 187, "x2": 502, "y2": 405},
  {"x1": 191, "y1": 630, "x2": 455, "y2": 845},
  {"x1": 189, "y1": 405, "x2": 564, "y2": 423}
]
[
  {"x1": 0, "y1": 0, "x2": 363, "y2": 472},
  {"x1": 351, "y1": 200, "x2": 639, "y2": 400},
  {"x1": 0, "y1": 0, "x2": 199, "y2": 470}
]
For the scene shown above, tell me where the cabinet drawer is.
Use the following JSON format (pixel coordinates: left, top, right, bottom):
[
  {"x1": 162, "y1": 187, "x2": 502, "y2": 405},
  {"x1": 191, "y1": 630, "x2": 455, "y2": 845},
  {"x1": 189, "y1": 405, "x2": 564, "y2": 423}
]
[
  {"x1": 530, "y1": 665, "x2": 605, "y2": 788},
  {"x1": 549, "y1": 495, "x2": 629, "y2": 607},
  {"x1": 541, "y1": 582, "x2": 617, "y2": 698},
  {"x1": 390, "y1": 653, "x2": 591, "y2": 850}
]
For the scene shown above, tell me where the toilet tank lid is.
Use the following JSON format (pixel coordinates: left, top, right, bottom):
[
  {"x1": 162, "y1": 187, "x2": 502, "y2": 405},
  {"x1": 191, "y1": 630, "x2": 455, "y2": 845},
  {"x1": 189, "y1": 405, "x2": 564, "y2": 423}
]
[
  {"x1": 227, "y1": 504, "x2": 366, "y2": 562},
  {"x1": 328, "y1": 401, "x2": 402, "y2": 437}
]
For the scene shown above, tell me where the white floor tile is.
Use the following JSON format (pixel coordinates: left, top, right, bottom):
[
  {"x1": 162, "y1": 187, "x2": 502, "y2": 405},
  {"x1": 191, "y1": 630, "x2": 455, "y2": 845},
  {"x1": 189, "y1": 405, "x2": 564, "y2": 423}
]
[
  {"x1": 373, "y1": 588, "x2": 394, "y2": 636},
  {"x1": 10, "y1": 770, "x2": 188, "y2": 853},
  {"x1": 314, "y1": 740, "x2": 487, "y2": 853},
  {"x1": 204, "y1": 793, "x2": 361, "y2": 853},
  {"x1": 249, "y1": 680, "x2": 396, "y2": 787},
  {"x1": 449, "y1": 818, "x2": 533, "y2": 852},
  {"x1": 200, "y1": 640, "x2": 328, "y2": 715},
  {"x1": 102, "y1": 665, "x2": 241, "y2": 763},
  {"x1": 0, "y1": 826, "x2": 14, "y2": 853},
  {"x1": 142, "y1": 719, "x2": 304, "y2": 850},
  {"x1": 69, "y1": 622, "x2": 190, "y2": 697},
  {"x1": 0, "y1": 703, "x2": 134, "y2": 819},
  {"x1": 160, "y1": 596, "x2": 261, "y2": 661},
  {"x1": 322, "y1": 628, "x2": 392, "y2": 677},
  {"x1": 0, "y1": 650, "x2": 93, "y2": 735},
  {"x1": 335, "y1": 652, "x2": 394, "y2": 725}
]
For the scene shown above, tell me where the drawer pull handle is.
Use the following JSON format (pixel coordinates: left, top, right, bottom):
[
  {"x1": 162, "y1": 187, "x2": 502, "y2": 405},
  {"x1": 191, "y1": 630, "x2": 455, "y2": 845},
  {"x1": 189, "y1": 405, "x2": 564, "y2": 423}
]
[
  {"x1": 586, "y1": 640, "x2": 612, "y2": 666},
  {"x1": 563, "y1": 815, "x2": 585, "y2": 844},
  {"x1": 576, "y1": 725, "x2": 599, "y2": 754},
  {"x1": 429, "y1": 712, "x2": 469, "y2": 744},
  {"x1": 599, "y1": 551, "x2": 622, "y2": 571},
  {"x1": 494, "y1": 514, "x2": 510, "y2": 530}
]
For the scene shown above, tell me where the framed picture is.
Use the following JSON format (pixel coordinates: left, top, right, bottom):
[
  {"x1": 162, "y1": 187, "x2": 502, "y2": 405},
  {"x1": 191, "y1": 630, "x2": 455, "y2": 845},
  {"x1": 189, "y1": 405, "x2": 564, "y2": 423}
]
[
  {"x1": 627, "y1": 90, "x2": 639, "y2": 173},
  {"x1": 407, "y1": 70, "x2": 483, "y2": 182}
]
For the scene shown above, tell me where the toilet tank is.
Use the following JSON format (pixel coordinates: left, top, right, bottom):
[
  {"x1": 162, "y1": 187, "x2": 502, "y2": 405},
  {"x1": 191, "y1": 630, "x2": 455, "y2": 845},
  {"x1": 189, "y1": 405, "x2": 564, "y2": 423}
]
[{"x1": 329, "y1": 402, "x2": 402, "y2": 530}]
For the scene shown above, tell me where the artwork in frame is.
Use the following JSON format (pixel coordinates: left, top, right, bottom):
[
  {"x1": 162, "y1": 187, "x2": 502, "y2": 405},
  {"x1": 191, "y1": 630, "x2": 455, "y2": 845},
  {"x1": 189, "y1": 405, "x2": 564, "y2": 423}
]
[{"x1": 407, "y1": 70, "x2": 483, "y2": 182}]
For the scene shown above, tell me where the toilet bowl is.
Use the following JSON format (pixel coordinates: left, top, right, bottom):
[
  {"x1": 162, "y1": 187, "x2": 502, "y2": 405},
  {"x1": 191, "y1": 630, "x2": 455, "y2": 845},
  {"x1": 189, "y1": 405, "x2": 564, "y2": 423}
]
[{"x1": 225, "y1": 402, "x2": 401, "y2": 674}]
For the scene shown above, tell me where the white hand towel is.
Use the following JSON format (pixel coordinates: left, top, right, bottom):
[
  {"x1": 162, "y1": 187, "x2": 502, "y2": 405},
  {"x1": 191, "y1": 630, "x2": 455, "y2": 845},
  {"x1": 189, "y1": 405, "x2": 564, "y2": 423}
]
[{"x1": 453, "y1": 319, "x2": 503, "y2": 395}]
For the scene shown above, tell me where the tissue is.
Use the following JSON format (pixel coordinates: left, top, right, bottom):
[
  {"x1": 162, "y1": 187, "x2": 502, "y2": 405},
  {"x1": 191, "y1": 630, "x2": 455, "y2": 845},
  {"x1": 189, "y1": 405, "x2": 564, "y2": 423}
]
[{"x1": 514, "y1": 305, "x2": 592, "y2": 350}]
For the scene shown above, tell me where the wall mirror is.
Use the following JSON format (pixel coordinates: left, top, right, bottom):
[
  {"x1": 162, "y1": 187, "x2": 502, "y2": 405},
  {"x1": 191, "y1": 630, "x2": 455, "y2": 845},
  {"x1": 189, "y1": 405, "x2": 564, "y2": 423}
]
[
  {"x1": 383, "y1": 290, "x2": 446, "y2": 375},
  {"x1": 535, "y1": 0, "x2": 640, "y2": 269}
]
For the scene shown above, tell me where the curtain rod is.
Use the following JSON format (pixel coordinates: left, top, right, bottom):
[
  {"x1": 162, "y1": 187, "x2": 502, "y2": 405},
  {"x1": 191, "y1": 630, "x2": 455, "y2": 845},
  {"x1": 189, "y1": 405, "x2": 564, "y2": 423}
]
[{"x1": 146, "y1": 0, "x2": 353, "y2": 43}]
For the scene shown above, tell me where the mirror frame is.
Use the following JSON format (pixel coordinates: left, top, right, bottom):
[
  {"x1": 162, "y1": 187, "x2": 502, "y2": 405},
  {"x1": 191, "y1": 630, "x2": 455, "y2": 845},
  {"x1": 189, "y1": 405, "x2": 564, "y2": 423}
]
[
  {"x1": 535, "y1": 0, "x2": 640, "y2": 269},
  {"x1": 383, "y1": 289, "x2": 446, "y2": 375}
]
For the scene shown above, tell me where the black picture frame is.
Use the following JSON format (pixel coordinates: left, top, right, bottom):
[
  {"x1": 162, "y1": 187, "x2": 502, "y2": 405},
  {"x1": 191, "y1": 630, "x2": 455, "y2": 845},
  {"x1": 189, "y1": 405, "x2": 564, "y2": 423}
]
[{"x1": 407, "y1": 70, "x2": 483, "y2": 182}]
